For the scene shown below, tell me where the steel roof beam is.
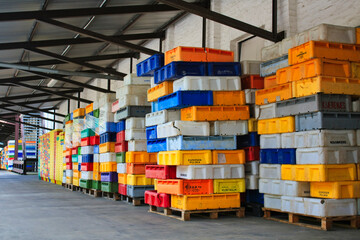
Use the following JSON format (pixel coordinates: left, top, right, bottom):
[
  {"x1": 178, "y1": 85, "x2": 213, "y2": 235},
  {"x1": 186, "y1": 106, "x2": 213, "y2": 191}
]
[
  {"x1": 0, "y1": 98, "x2": 66, "y2": 108},
  {"x1": 0, "y1": 106, "x2": 62, "y2": 124},
  {"x1": 0, "y1": 108, "x2": 54, "y2": 116},
  {"x1": 0, "y1": 90, "x2": 82, "y2": 101},
  {"x1": 0, "y1": 99, "x2": 64, "y2": 117},
  {"x1": 0, "y1": 116, "x2": 52, "y2": 131},
  {"x1": 157, "y1": 0, "x2": 284, "y2": 42},
  {"x1": 37, "y1": 18, "x2": 160, "y2": 55}
]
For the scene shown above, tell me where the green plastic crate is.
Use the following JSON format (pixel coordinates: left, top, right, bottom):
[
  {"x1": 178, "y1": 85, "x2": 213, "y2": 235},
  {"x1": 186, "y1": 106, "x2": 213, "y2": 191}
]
[
  {"x1": 72, "y1": 154, "x2": 78, "y2": 163},
  {"x1": 101, "y1": 182, "x2": 118, "y2": 193},
  {"x1": 81, "y1": 129, "x2": 95, "y2": 138},
  {"x1": 93, "y1": 109, "x2": 100, "y2": 118},
  {"x1": 92, "y1": 180, "x2": 101, "y2": 190},
  {"x1": 78, "y1": 147, "x2": 81, "y2": 155},
  {"x1": 80, "y1": 179, "x2": 92, "y2": 189},
  {"x1": 116, "y1": 152, "x2": 126, "y2": 163},
  {"x1": 65, "y1": 114, "x2": 70, "y2": 122}
]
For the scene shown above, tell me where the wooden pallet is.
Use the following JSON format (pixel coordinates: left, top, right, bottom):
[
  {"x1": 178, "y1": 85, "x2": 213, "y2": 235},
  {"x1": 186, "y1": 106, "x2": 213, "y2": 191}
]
[
  {"x1": 263, "y1": 208, "x2": 360, "y2": 231},
  {"x1": 82, "y1": 188, "x2": 102, "y2": 198},
  {"x1": 63, "y1": 183, "x2": 76, "y2": 191},
  {"x1": 102, "y1": 191, "x2": 120, "y2": 201},
  {"x1": 119, "y1": 194, "x2": 144, "y2": 206},
  {"x1": 149, "y1": 205, "x2": 245, "y2": 221}
]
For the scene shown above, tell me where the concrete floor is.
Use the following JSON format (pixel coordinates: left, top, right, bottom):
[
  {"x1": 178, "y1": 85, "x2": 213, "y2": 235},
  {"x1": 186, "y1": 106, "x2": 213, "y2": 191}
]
[{"x1": 0, "y1": 171, "x2": 359, "y2": 240}]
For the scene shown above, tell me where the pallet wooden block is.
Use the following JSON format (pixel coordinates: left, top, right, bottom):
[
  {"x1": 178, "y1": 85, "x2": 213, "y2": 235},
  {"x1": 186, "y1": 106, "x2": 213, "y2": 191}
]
[
  {"x1": 120, "y1": 194, "x2": 144, "y2": 206},
  {"x1": 263, "y1": 208, "x2": 360, "y2": 231},
  {"x1": 82, "y1": 188, "x2": 102, "y2": 198},
  {"x1": 101, "y1": 192, "x2": 120, "y2": 201}
]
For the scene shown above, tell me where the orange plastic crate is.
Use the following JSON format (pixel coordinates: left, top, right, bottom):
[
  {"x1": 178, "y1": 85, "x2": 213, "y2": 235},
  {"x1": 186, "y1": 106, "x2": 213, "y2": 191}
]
[
  {"x1": 93, "y1": 162, "x2": 100, "y2": 172},
  {"x1": 73, "y1": 108, "x2": 85, "y2": 118},
  {"x1": 255, "y1": 82, "x2": 293, "y2": 105},
  {"x1": 118, "y1": 173, "x2": 127, "y2": 184},
  {"x1": 99, "y1": 142, "x2": 115, "y2": 153},
  {"x1": 181, "y1": 106, "x2": 249, "y2": 121},
  {"x1": 100, "y1": 162, "x2": 117, "y2": 172},
  {"x1": 126, "y1": 151, "x2": 157, "y2": 164},
  {"x1": 165, "y1": 46, "x2": 207, "y2": 65},
  {"x1": 205, "y1": 48, "x2": 234, "y2": 62},
  {"x1": 241, "y1": 75, "x2": 264, "y2": 89},
  {"x1": 85, "y1": 103, "x2": 93, "y2": 114},
  {"x1": 73, "y1": 170, "x2": 80, "y2": 179},
  {"x1": 147, "y1": 81, "x2": 173, "y2": 102},
  {"x1": 157, "y1": 179, "x2": 213, "y2": 195},
  {"x1": 66, "y1": 120, "x2": 73, "y2": 125},
  {"x1": 276, "y1": 58, "x2": 351, "y2": 85},
  {"x1": 93, "y1": 171, "x2": 101, "y2": 181},
  {"x1": 212, "y1": 150, "x2": 245, "y2": 164},
  {"x1": 126, "y1": 163, "x2": 146, "y2": 175},
  {"x1": 288, "y1": 41, "x2": 360, "y2": 65},
  {"x1": 357, "y1": 28, "x2": 360, "y2": 44},
  {"x1": 212, "y1": 91, "x2": 246, "y2": 106},
  {"x1": 65, "y1": 148, "x2": 71, "y2": 156}
]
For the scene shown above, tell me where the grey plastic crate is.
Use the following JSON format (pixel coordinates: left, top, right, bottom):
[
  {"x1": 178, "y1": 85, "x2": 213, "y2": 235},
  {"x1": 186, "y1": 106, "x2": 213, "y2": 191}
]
[
  {"x1": 167, "y1": 135, "x2": 237, "y2": 151},
  {"x1": 115, "y1": 106, "x2": 151, "y2": 121},
  {"x1": 260, "y1": 54, "x2": 288, "y2": 77},
  {"x1": 126, "y1": 185, "x2": 154, "y2": 198},
  {"x1": 295, "y1": 112, "x2": 360, "y2": 131},
  {"x1": 276, "y1": 94, "x2": 352, "y2": 117}
]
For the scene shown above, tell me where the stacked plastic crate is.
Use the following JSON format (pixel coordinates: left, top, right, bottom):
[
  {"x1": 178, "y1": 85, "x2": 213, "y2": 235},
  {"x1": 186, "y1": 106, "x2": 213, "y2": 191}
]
[
  {"x1": 55, "y1": 133, "x2": 64, "y2": 185},
  {"x1": 64, "y1": 114, "x2": 73, "y2": 185},
  {"x1": 143, "y1": 46, "x2": 248, "y2": 218},
  {"x1": 72, "y1": 108, "x2": 85, "y2": 187},
  {"x1": 112, "y1": 74, "x2": 154, "y2": 203},
  {"x1": 257, "y1": 24, "x2": 360, "y2": 229},
  {"x1": 98, "y1": 93, "x2": 118, "y2": 195}
]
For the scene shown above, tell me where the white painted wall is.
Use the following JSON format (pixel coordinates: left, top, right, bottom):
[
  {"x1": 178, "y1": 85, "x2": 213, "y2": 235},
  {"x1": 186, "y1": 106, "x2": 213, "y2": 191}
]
[{"x1": 54, "y1": 0, "x2": 360, "y2": 128}]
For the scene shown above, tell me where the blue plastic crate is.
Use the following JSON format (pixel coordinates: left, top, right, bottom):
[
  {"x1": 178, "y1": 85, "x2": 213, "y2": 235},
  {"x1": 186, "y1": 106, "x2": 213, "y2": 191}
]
[
  {"x1": 116, "y1": 120, "x2": 126, "y2": 133},
  {"x1": 207, "y1": 62, "x2": 241, "y2": 76},
  {"x1": 25, "y1": 146, "x2": 36, "y2": 150},
  {"x1": 146, "y1": 126, "x2": 157, "y2": 140},
  {"x1": 136, "y1": 54, "x2": 164, "y2": 77},
  {"x1": 147, "y1": 139, "x2": 167, "y2": 153},
  {"x1": 94, "y1": 145, "x2": 99, "y2": 154},
  {"x1": 236, "y1": 132, "x2": 260, "y2": 148},
  {"x1": 154, "y1": 61, "x2": 206, "y2": 84},
  {"x1": 99, "y1": 122, "x2": 116, "y2": 135},
  {"x1": 100, "y1": 132, "x2": 117, "y2": 144},
  {"x1": 246, "y1": 190, "x2": 264, "y2": 204},
  {"x1": 260, "y1": 149, "x2": 279, "y2": 164},
  {"x1": 151, "y1": 101, "x2": 159, "y2": 112},
  {"x1": 101, "y1": 172, "x2": 118, "y2": 182},
  {"x1": 157, "y1": 90, "x2": 213, "y2": 111},
  {"x1": 82, "y1": 154, "x2": 94, "y2": 163},
  {"x1": 278, "y1": 148, "x2": 296, "y2": 164},
  {"x1": 78, "y1": 163, "x2": 81, "y2": 171},
  {"x1": 70, "y1": 113, "x2": 73, "y2": 120},
  {"x1": 167, "y1": 135, "x2": 237, "y2": 151}
]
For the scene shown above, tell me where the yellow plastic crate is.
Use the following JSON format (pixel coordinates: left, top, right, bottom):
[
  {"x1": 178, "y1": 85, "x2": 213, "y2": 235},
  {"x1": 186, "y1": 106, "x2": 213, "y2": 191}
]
[
  {"x1": 292, "y1": 76, "x2": 360, "y2": 98},
  {"x1": 212, "y1": 150, "x2": 245, "y2": 164},
  {"x1": 126, "y1": 174, "x2": 154, "y2": 186},
  {"x1": 73, "y1": 170, "x2": 80, "y2": 179},
  {"x1": 281, "y1": 164, "x2": 357, "y2": 182},
  {"x1": 212, "y1": 91, "x2": 246, "y2": 106},
  {"x1": 181, "y1": 106, "x2": 249, "y2": 121},
  {"x1": 171, "y1": 193, "x2": 241, "y2": 210},
  {"x1": 73, "y1": 177, "x2": 80, "y2": 186},
  {"x1": 310, "y1": 181, "x2": 360, "y2": 199},
  {"x1": 351, "y1": 62, "x2": 360, "y2": 79},
  {"x1": 213, "y1": 179, "x2": 245, "y2": 193},
  {"x1": 99, "y1": 142, "x2": 115, "y2": 153},
  {"x1": 66, "y1": 176, "x2": 73, "y2": 184},
  {"x1": 125, "y1": 151, "x2": 158, "y2": 164},
  {"x1": 85, "y1": 103, "x2": 93, "y2": 114},
  {"x1": 118, "y1": 173, "x2": 127, "y2": 184},
  {"x1": 100, "y1": 162, "x2": 117, "y2": 172},
  {"x1": 147, "y1": 81, "x2": 173, "y2": 102},
  {"x1": 154, "y1": 179, "x2": 158, "y2": 190},
  {"x1": 93, "y1": 171, "x2": 101, "y2": 181},
  {"x1": 158, "y1": 150, "x2": 212, "y2": 165},
  {"x1": 358, "y1": 164, "x2": 360, "y2": 180},
  {"x1": 255, "y1": 83, "x2": 293, "y2": 105},
  {"x1": 248, "y1": 118, "x2": 257, "y2": 132},
  {"x1": 93, "y1": 162, "x2": 100, "y2": 172},
  {"x1": 73, "y1": 108, "x2": 85, "y2": 118},
  {"x1": 258, "y1": 116, "x2": 295, "y2": 134}
]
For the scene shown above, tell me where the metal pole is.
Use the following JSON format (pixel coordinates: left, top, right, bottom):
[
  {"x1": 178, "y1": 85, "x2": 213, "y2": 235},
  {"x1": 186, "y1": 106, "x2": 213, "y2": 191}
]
[
  {"x1": 272, "y1": 0, "x2": 277, "y2": 37},
  {"x1": 53, "y1": 109, "x2": 56, "y2": 129},
  {"x1": 14, "y1": 115, "x2": 19, "y2": 163},
  {"x1": 202, "y1": 17, "x2": 206, "y2": 48},
  {"x1": 67, "y1": 99, "x2": 70, "y2": 114},
  {"x1": 108, "y1": 78, "x2": 111, "y2": 91},
  {"x1": 77, "y1": 92, "x2": 80, "y2": 108},
  {"x1": 130, "y1": 57, "x2": 133, "y2": 73}
]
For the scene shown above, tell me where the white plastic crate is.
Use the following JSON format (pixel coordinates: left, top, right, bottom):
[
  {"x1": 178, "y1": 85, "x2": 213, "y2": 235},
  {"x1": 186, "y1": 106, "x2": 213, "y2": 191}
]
[
  {"x1": 357, "y1": 199, "x2": 360, "y2": 215},
  {"x1": 127, "y1": 140, "x2": 147, "y2": 152},
  {"x1": 281, "y1": 132, "x2": 295, "y2": 148},
  {"x1": 124, "y1": 73, "x2": 151, "y2": 85},
  {"x1": 81, "y1": 171, "x2": 93, "y2": 180},
  {"x1": 81, "y1": 146, "x2": 94, "y2": 155},
  {"x1": 176, "y1": 164, "x2": 244, "y2": 179},
  {"x1": 117, "y1": 163, "x2": 126, "y2": 174},
  {"x1": 296, "y1": 147, "x2": 359, "y2": 164},
  {"x1": 93, "y1": 154, "x2": 99, "y2": 163},
  {"x1": 259, "y1": 179, "x2": 282, "y2": 195},
  {"x1": 172, "y1": 76, "x2": 241, "y2": 92},
  {"x1": 93, "y1": 100, "x2": 99, "y2": 110},
  {"x1": 78, "y1": 155, "x2": 82, "y2": 164},
  {"x1": 260, "y1": 134, "x2": 281, "y2": 148},
  {"x1": 125, "y1": 129, "x2": 146, "y2": 141},
  {"x1": 245, "y1": 89, "x2": 257, "y2": 104},
  {"x1": 66, "y1": 170, "x2": 73, "y2": 177},
  {"x1": 99, "y1": 152, "x2": 116, "y2": 163},
  {"x1": 245, "y1": 161, "x2": 259, "y2": 175},
  {"x1": 255, "y1": 103, "x2": 277, "y2": 120},
  {"x1": 157, "y1": 121, "x2": 210, "y2": 138},
  {"x1": 304, "y1": 198, "x2": 356, "y2": 217},
  {"x1": 259, "y1": 164, "x2": 281, "y2": 180},
  {"x1": 99, "y1": 93, "x2": 116, "y2": 107},
  {"x1": 281, "y1": 196, "x2": 306, "y2": 215},
  {"x1": 282, "y1": 180, "x2": 310, "y2": 197},
  {"x1": 245, "y1": 175, "x2": 259, "y2": 190},
  {"x1": 62, "y1": 176, "x2": 66, "y2": 184},
  {"x1": 264, "y1": 194, "x2": 281, "y2": 210},
  {"x1": 115, "y1": 85, "x2": 149, "y2": 99},
  {"x1": 117, "y1": 94, "x2": 149, "y2": 109},
  {"x1": 294, "y1": 130, "x2": 356, "y2": 148},
  {"x1": 210, "y1": 120, "x2": 248, "y2": 136},
  {"x1": 126, "y1": 117, "x2": 146, "y2": 130},
  {"x1": 240, "y1": 60, "x2": 261, "y2": 75},
  {"x1": 261, "y1": 42, "x2": 282, "y2": 61},
  {"x1": 150, "y1": 77, "x2": 156, "y2": 88},
  {"x1": 99, "y1": 102, "x2": 112, "y2": 112},
  {"x1": 99, "y1": 110, "x2": 114, "y2": 122},
  {"x1": 145, "y1": 109, "x2": 181, "y2": 127},
  {"x1": 357, "y1": 130, "x2": 360, "y2": 147},
  {"x1": 353, "y1": 99, "x2": 360, "y2": 112}
]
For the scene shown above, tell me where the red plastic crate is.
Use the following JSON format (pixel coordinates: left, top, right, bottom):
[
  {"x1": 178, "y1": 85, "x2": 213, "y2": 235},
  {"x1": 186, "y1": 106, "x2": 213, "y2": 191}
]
[
  {"x1": 116, "y1": 131, "x2": 125, "y2": 143},
  {"x1": 145, "y1": 165, "x2": 177, "y2": 179},
  {"x1": 81, "y1": 137, "x2": 91, "y2": 147},
  {"x1": 65, "y1": 155, "x2": 72, "y2": 163},
  {"x1": 81, "y1": 163, "x2": 93, "y2": 171},
  {"x1": 66, "y1": 162, "x2": 72, "y2": 170},
  {"x1": 118, "y1": 183, "x2": 127, "y2": 195},
  {"x1": 145, "y1": 190, "x2": 171, "y2": 208},
  {"x1": 115, "y1": 141, "x2": 128, "y2": 153},
  {"x1": 241, "y1": 75, "x2": 264, "y2": 89},
  {"x1": 71, "y1": 147, "x2": 78, "y2": 155},
  {"x1": 90, "y1": 135, "x2": 99, "y2": 145},
  {"x1": 244, "y1": 146, "x2": 260, "y2": 161}
]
